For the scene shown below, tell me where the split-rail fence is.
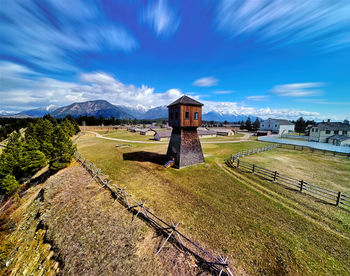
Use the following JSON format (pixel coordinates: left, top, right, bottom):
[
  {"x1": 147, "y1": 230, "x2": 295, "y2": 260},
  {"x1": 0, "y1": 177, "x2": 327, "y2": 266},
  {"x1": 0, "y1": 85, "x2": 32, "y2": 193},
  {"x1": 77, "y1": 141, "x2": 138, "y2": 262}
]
[
  {"x1": 74, "y1": 152, "x2": 233, "y2": 276},
  {"x1": 226, "y1": 147, "x2": 350, "y2": 208}
]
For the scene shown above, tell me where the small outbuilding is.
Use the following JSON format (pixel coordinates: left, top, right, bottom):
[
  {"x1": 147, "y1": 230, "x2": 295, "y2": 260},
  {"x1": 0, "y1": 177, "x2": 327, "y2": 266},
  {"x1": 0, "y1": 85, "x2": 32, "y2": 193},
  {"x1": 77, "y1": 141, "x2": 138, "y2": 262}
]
[
  {"x1": 214, "y1": 129, "x2": 234, "y2": 136},
  {"x1": 139, "y1": 128, "x2": 155, "y2": 135},
  {"x1": 327, "y1": 135, "x2": 350, "y2": 146},
  {"x1": 154, "y1": 131, "x2": 172, "y2": 141}
]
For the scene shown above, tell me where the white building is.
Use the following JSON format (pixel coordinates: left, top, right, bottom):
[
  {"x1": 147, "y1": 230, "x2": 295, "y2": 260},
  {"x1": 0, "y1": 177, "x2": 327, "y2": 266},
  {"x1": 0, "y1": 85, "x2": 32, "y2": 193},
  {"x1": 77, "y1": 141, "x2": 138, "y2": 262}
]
[
  {"x1": 259, "y1": 119, "x2": 295, "y2": 135},
  {"x1": 309, "y1": 121, "x2": 350, "y2": 143}
]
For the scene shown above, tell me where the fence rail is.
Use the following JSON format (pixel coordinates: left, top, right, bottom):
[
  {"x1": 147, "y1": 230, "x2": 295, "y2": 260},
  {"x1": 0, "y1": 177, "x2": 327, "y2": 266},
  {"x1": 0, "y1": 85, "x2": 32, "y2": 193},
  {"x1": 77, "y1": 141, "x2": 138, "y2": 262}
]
[
  {"x1": 226, "y1": 156, "x2": 349, "y2": 208},
  {"x1": 231, "y1": 144, "x2": 278, "y2": 159},
  {"x1": 74, "y1": 152, "x2": 233, "y2": 276}
]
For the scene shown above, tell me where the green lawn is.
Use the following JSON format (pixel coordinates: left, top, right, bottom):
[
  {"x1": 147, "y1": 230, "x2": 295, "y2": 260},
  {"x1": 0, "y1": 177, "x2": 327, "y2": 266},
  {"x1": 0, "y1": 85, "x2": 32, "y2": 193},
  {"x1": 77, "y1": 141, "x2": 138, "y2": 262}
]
[
  {"x1": 95, "y1": 130, "x2": 247, "y2": 143},
  {"x1": 243, "y1": 147, "x2": 350, "y2": 194},
  {"x1": 77, "y1": 133, "x2": 350, "y2": 275}
]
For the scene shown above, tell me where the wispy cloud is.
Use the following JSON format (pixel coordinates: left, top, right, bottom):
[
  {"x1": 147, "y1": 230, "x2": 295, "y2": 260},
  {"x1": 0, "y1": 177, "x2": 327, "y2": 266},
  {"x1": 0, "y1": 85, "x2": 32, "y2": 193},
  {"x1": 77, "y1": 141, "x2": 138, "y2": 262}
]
[
  {"x1": 0, "y1": 1, "x2": 138, "y2": 72},
  {"x1": 214, "y1": 90, "x2": 234, "y2": 94},
  {"x1": 193, "y1": 77, "x2": 218, "y2": 87},
  {"x1": 0, "y1": 61, "x2": 325, "y2": 120},
  {"x1": 203, "y1": 101, "x2": 320, "y2": 120},
  {"x1": 271, "y1": 83, "x2": 325, "y2": 97},
  {"x1": 246, "y1": 95, "x2": 269, "y2": 101},
  {"x1": 215, "y1": 0, "x2": 350, "y2": 52},
  {"x1": 141, "y1": 0, "x2": 181, "y2": 37}
]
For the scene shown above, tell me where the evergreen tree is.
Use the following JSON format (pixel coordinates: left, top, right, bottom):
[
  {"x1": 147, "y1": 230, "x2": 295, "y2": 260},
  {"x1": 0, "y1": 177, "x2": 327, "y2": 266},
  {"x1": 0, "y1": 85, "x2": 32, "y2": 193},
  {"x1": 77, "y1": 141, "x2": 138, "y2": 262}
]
[
  {"x1": 50, "y1": 126, "x2": 76, "y2": 171},
  {"x1": 34, "y1": 119, "x2": 54, "y2": 158},
  {"x1": 245, "y1": 117, "x2": 252, "y2": 131},
  {"x1": 0, "y1": 174, "x2": 19, "y2": 197},
  {"x1": 253, "y1": 118, "x2": 260, "y2": 130},
  {"x1": 295, "y1": 117, "x2": 306, "y2": 134},
  {"x1": 0, "y1": 131, "x2": 23, "y2": 180},
  {"x1": 240, "y1": 120, "x2": 245, "y2": 130}
]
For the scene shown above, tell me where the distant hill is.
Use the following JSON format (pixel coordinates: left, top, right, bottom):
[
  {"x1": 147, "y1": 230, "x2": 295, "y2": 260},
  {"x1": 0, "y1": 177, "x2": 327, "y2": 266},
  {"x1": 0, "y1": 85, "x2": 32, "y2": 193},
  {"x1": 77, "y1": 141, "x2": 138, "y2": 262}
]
[
  {"x1": 51, "y1": 100, "x2": 134, "y2": 119},
  {"x1": 17, "y1": 105, "x2": 59, "y2": 117},
  {"x1": 3, "y1": 100, "x2": 262, "y2": 121},
  {"x1": 203, "y1": 111, "x2": 260, "y2": 122}
]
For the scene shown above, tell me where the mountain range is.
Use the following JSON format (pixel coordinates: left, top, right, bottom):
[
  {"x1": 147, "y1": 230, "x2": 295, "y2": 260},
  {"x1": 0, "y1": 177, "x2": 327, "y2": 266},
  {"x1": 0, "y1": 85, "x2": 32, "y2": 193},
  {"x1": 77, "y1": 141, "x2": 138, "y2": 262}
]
[{"x1": 1, "y1": 100, "x2": 260, "y2": 122}]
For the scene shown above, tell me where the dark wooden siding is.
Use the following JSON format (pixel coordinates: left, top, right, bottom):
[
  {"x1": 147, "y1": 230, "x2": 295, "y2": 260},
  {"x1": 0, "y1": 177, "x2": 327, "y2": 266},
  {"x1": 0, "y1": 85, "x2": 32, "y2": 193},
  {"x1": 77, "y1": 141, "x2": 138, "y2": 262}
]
[
  {"x1": 180, "y1": 105, "x2": 202, "y2": 127},
  {"x1": 168, "y1": 104, "x2": 202, "y2": 128}
]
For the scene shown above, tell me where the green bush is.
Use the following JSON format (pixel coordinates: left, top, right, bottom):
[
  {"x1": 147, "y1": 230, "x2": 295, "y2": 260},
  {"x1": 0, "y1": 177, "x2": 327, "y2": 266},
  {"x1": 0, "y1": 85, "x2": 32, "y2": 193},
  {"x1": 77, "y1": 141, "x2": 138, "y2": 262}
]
[{"x1": 0, "y1": 174, "x2": 19, "y2": 197}]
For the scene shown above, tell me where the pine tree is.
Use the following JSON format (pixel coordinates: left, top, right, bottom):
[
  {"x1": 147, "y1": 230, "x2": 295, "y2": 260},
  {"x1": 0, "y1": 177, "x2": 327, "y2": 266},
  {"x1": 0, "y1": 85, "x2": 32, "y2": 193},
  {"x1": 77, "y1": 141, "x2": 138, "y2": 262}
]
[
  {"x1": 0, "y1": 131, "x2": 23, "y2": 180},
  {"x1": 50, "y1": 126, "x2": 76, "y2": 171},
  {"x1": 253, "y1": 118, "x2": 260, "y2": 130},
  {"x1": 240, "y1": 120, "x2": 245, "y2": 130},
  {"x1": 34, "y1": 119, "x2": 54, "y2": 158},
  {"x1": 0, "y1": 174, "x2": 19, "y2": 197},
  {"x1": 245, "y1": 117, "x2": 252, "y2": 131},
  {"x1": 295, "y1": 117, "x2": 306, "y2": 134}
]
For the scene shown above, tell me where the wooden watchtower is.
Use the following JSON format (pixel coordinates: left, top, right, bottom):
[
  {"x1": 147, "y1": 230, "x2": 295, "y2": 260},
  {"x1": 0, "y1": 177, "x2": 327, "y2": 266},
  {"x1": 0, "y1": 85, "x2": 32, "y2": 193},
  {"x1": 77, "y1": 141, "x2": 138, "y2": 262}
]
[{"x1": 166, "y1": 95, "x2": 205, "y2": 168}]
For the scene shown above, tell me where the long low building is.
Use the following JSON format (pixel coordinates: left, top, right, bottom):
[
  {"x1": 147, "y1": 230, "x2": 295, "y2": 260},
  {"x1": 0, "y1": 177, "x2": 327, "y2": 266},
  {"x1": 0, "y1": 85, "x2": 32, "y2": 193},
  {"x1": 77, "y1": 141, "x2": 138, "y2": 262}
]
[
  {"x1": 212, "y1": 128, "x2": 234, "y2": 136},
  {"x1": 154, "y1": 129, "x2": 217, "y2": 141},
  {"x1": 309, "y1": 121, "x2": 350, "y2": 143},
  {"x1": 327, "y1": 134, "x2": 350, "y2": 146}
]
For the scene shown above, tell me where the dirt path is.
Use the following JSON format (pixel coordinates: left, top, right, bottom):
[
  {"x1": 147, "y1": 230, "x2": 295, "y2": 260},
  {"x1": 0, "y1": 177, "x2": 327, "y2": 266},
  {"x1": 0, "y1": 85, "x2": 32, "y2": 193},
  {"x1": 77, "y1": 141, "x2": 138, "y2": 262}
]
[{"x1": 88, "y1": 131, "x2": 257, "y2": 144}]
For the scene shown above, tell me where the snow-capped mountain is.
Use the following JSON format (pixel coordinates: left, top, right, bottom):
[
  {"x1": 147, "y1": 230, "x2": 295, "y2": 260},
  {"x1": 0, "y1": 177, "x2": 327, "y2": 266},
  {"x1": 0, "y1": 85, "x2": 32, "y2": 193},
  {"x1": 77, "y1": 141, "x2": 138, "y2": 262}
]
[
  {"x1": 4, "y1": 100, "x2": 262, "y2": 121},
  {"x1": 17, "y1": 105, "x2": 60, "y2": 117}
]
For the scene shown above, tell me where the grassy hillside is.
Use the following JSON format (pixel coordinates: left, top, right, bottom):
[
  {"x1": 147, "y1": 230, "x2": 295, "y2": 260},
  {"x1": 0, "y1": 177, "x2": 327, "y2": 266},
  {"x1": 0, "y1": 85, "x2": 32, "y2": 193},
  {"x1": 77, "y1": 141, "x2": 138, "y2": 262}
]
[
  {"x1": 77, "y1": 133, "x2": 350, "y2": 275},
  {"x1": 1, "y1": 163, "x2": 203, "y2": 275},
  {"x1": 243, "y1": 147, "x2": 350, "y2": 193}
]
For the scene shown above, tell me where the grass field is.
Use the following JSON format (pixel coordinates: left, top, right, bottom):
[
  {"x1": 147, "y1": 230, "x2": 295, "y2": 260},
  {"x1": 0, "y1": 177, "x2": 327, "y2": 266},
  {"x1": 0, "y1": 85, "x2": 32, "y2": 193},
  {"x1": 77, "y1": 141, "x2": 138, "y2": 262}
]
[
  {"x1": 243, "y1": 147, "x2": 350, "y2": 194},
  {"x1": 77, "y1": 133, "x2": 350, "y2": 275},
  {"x1": 97, "y1": 130, "x2": 246, "y2": 142}
]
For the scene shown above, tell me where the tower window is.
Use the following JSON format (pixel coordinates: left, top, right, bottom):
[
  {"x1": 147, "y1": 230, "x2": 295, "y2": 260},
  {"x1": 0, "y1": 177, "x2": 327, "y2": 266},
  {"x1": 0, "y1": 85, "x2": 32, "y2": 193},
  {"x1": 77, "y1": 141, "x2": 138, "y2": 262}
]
[
  {"x1": 194, "y1": 112, "x2": 199, "y2": 120},
  {"x1": 185, "y1": 111, "x2": 189, "y2": 119}
]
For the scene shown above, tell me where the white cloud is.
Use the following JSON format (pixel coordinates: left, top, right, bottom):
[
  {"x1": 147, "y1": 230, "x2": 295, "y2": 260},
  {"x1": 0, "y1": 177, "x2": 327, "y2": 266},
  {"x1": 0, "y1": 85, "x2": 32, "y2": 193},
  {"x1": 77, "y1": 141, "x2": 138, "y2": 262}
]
[
  {"x1": 214, "y1": 90, "x2": 234, "y2": 94},
  {"x1": 246, "y1": 95, "x2": 269, "y2": 101},
  {"x1": 202, "y1": 101, "x2": 320, "y2": 120},
  {"x1": 193, "y1": 77, "x2": 218, "y2": 87},
  {"x1": 215, "y1": 0, "x2": 350, "y2": 51},
  {"x1": 142, "y1": 0, "x2": 181, "y2": 37},
  {"x1": 0, "y1": 61, "x2": 325, "y2": 120},
  {"x1": 0, "y1": 1, "x2": 138, "y2": 71},
  {"x1": 271, "y1": 82, "x2": 325, "y2": 97}
]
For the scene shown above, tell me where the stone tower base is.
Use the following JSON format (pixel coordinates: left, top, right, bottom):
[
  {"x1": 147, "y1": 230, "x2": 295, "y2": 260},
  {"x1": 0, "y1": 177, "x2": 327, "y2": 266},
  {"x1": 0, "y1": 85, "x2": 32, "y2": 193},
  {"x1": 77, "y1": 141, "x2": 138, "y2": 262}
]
[{"x1": 166, "y1": 127, "x2": 204, "y2": 168}]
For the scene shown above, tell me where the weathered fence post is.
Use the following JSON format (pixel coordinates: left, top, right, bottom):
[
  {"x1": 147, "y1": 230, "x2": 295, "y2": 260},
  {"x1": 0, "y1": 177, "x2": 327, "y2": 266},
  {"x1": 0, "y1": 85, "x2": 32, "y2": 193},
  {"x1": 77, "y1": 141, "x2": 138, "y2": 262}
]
[
  {"x1": 273, "y1": 171, "x2": 278, "y2": 181},
  {"x1": 336, "y1": 192, "x2": 342, "y2": 206},
  {"x1": 237, "y1": 159, "x2": 240, "y2": 168},
  {"x1": 299, "y1": 180, "x2": 304, "y2": 192},
  {"x1": 252, "y1": 164, "x2": 255, "y2": 173}
]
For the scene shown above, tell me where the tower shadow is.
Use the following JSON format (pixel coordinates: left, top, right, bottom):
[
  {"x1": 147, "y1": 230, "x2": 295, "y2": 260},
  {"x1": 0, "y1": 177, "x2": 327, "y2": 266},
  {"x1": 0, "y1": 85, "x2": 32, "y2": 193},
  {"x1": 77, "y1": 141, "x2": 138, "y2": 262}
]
[{"x1": 123, "y1": 151, "x2": 167, "y2": 165}]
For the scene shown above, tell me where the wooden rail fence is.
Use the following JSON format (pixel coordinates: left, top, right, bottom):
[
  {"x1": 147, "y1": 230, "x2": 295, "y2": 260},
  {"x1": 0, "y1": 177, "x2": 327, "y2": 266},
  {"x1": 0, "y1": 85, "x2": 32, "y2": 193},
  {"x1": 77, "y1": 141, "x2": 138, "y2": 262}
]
[
  {"x1": 226, "y1": 156, "x2": 350, "y2": 208},
  {"x1": 231, "y1": 144, "x2": 278, "y2": 159},
  {"x1": 74, "y1": 152, "x2": 233, "y2": 276}
]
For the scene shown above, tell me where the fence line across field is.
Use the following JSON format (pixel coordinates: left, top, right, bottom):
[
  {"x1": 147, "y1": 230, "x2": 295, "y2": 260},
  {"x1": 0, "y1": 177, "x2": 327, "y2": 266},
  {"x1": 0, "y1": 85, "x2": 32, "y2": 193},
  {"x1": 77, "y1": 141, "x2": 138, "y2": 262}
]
[
  {"x1": 74, "y1": 151, "x2": 233, "y2": 276},
  {"x1": 226, "y1": 155, "x2": 350, "y2": 208}
]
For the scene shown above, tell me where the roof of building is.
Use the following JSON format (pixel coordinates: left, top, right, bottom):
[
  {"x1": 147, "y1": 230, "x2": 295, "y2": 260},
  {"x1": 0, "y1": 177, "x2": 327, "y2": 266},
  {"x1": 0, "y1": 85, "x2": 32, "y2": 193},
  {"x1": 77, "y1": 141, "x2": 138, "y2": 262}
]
[
  {"x1": 315, "y1": 122, "x2": 350, "y2": 131},
  {"x1": 167, "y1": 95, "x2": 204, "y2": 107},
  {"x1": 328, "y1": 134, "x2": 350, "y2": 142},
  {"x1": 214, "y1": 128, "x2": 234, "y2": 133},
  {"x1": 154, "y1": 131, "x2": 172, "y2": 138},
  {"x1": 266, "y1": 119, "x2": 294, "y2": 125},
  {"x1": 139, "y1": 128, "x2": 154, "y2": 132},
  {"x1": 198, "y1": 129, "x2": 216, "y2": 135}
]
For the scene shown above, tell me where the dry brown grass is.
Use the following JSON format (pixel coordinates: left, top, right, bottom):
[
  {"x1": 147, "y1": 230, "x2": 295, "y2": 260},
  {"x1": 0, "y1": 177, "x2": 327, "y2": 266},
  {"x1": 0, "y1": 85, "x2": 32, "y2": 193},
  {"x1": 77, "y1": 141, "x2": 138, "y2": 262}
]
[{"x1": 40, "y1": 163, "x2": 208, "y2": 275}]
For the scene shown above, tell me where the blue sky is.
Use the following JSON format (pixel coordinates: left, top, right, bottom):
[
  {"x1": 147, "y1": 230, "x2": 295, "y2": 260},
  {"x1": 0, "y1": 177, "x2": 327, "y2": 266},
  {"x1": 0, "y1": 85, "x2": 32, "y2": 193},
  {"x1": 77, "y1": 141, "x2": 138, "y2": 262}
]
[{"x1": 1, "y1": 0, "x2": 349, "y2": 120}]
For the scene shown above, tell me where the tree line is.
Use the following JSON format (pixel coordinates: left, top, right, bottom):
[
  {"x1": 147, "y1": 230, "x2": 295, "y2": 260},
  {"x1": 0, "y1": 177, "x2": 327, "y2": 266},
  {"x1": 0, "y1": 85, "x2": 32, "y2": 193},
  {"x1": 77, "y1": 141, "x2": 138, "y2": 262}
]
[
  {"x1": 75, "y1": 115, "x2": 167, "y2": 126},
  {"x1": 0, "y1": 115, "x2": 80, "y2": 199}
]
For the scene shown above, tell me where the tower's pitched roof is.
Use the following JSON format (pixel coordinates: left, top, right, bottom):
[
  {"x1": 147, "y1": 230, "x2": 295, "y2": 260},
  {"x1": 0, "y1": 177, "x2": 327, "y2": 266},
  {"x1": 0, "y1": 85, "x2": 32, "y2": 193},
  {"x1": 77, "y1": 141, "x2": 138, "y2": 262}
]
[{"x1": 167, "y1": 95, "x2": 204, "y2": 107}]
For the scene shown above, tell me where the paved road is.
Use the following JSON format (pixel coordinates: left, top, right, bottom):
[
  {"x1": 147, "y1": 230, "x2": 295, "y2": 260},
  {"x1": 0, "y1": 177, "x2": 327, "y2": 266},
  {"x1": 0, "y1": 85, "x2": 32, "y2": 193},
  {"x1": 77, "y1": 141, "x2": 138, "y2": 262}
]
[{"x1": 88, "y1": 131, "x2": 257, "y2": 144}]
